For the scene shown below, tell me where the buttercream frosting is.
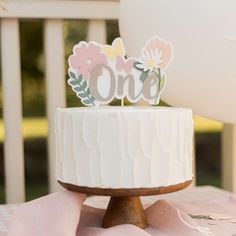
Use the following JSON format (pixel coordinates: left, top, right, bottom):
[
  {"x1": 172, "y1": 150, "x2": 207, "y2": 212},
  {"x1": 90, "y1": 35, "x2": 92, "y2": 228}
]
[{"x1": 55, "y1": 106, "x2": 193, "y2": 189}]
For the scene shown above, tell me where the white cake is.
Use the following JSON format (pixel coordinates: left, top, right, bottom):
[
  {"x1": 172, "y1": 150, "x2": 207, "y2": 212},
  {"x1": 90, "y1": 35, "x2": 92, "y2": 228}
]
[{"x1": 55, "y1": 106, "x2": 193, "y2": 189}]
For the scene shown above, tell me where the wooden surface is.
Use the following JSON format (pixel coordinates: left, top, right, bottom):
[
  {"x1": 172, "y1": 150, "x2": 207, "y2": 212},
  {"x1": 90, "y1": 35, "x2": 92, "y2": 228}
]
[
  {"x1": 59, "y1": 180, "x2": 192, "y2": 228},
  {"x1": 0, "y1": 1, "x2": 119, "y2": 19},
  {"x1": 87, "y1": 20, "x2": 106, "y2": 44},
  {"x1": 103, "y1": 196, "x2": 148, "y2": 229},
  {"x1": 223, "y1": 124, "x2": 236, "y2": 192},
  {"x1": 58, "y1": 179, "x2": 192, "y2": 197}
]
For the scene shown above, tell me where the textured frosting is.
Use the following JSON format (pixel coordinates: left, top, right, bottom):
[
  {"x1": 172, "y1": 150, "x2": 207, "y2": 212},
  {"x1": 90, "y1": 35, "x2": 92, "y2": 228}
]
[{"x1": 55, "y1": 106, "x2": 193, "y2": 189}]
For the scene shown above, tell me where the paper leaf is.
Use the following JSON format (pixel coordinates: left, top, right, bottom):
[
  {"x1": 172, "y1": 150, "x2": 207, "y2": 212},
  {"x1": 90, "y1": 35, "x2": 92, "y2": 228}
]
[
  {"x1": 160, "y1": 75, "x2": 166, "y2": 90},
  {"x1": 68, "y1": 72, "x2": 95, "y2": 106},
  {"x1": 72, "y1": 81, "x2": 87, "y2": 92},
  {"x1": 133, "y1": 61, "x2": 142, "y2": 71},
  {"x1": 83, "y1": 97, "x2": 95, "y2": 105},
  {"x1": 139, "y1": 71, "x2": 149, "y2": 83},
  {"x1": 69, "y1": 71, "x2": 77, "y2": 79}
]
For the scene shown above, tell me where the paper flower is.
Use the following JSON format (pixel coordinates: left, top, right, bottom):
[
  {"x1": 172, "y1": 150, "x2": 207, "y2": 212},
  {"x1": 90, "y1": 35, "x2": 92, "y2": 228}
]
[
  {"x1": 69, "y1": 42, "x2": 107, "y2": 80},
  {"x1": 136, "y1": 36, "x2": 172, "y2": 72},
  {"x1": 136, "y1": 49, "x2": 163, "y2": 72},
  {"x1": 145, "y1": 36, "x2": 172, "y2": 70}
]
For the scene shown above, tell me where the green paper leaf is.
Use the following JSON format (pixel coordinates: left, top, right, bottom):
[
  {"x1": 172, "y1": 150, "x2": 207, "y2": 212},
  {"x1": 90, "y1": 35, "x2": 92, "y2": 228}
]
[
  {"x1": 81, "y1": 81, "x2": 87, "y2": 90},
  {"x1": 73, "y1": 86, "x2": 83, "y2": 92},
  {"x1": 77, "y1": 74, "x2": 83, "y2": 83},
  {"x1": 83, "y1": 97, "x2": 95, "y2": 105},
  {"x1": 87, "y1": 88, "x2": 91, "y2": 94},
  {"x1": 68, "y1": 74, "x2": 83, "y2": 86},
  {"x1": 73, "y1": 81, "x2": 87, "y2": 92},
  {"x1": 68, "y1": 73, "x2": 95, "y2": 106},
  {"x1": 74, "y1": 74, "x2": 83, "y2": 83},
  {"x1": 77, "y1": 92, "x2": 89, "y2": 98},
  {"x1": 133, "y1": 61, "x2": 143, "y2": 71},
  {"x1": 69, "y1": 71, "x2": 76, "y2": 79},
  {"x1": 140, "y1": 71, "x2": 149, "y2": 83},
  {"x1": 160, "y1": 75, "x2": 166, "y2": 90},
  {"x1": 68, "y1": 80, "x2": 79, "y2": 86}
]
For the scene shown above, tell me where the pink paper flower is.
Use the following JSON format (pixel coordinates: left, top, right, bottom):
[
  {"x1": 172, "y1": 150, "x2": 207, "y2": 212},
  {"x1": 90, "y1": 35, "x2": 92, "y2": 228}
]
[
  {"x1": 145, "y1": 36, "x2": 173, "y2": 70},
  {"x1": 69, "y1": 42, "x2": 107, "y2": 80}
]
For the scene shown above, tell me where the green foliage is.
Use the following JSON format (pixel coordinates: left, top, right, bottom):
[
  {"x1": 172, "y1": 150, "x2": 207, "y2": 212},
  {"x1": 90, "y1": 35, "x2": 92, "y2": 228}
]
[
  {"x1": 133, "y1": 61, "x2": 141, "y2": 70},
  {"x1": 140, "y1": 71, "x2": 149, "y2": 83},
  {"x1": 20, "y1": 20, "x2": 43, "y2": 79},
  {"x1": 160, "y1": 75, "x2": 166, "y2": 90},
  {"x1": 106, "y1": 21, "x2": 120, "y2": 44},
  {"x1": 64, "y1": 20, "x2": 88, "y2": 61},
  {"x1": 68, "y1": 71, "x2": 95, "y2": 106}
]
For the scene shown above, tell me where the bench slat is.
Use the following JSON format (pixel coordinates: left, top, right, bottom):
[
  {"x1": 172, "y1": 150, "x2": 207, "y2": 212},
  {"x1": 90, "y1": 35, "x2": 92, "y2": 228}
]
[
  {"x1": 44, "y1": 19, "x2": 66, "y2": 193},
  {"x1": 222, "y1": 124, "x2": 236, "y2": 192},
  {"x1": 1, "y1": 19, "x2": 25, "y2": 203},
  {"x1": 0, "y1": 1, "x2": 119, "y2": 20}
]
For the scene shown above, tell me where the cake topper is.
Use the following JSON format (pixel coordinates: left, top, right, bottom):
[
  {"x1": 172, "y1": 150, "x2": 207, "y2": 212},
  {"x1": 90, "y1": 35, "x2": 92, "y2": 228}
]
[{"x1": 68, "y1": 36, "x2": 173, "y2": 106}]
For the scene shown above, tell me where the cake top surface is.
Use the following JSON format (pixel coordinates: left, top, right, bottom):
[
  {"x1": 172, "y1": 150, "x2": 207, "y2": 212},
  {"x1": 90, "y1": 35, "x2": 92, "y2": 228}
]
[{"x1": 57, "y1": 106, "x2": 192, "y2": 114}]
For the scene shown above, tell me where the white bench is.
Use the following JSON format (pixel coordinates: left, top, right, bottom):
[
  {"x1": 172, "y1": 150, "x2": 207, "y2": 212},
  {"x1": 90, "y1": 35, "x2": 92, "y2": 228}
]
[{"x1": 0, "y1": 0, "x2": 235, "y2": 204}]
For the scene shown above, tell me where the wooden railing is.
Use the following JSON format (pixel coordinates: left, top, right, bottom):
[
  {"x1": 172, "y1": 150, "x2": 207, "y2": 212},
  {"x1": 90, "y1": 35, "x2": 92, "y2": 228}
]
[
  {"x1": 0, "y1": 0, "x2": 118, "y2": 203},
  {"x1": 0, "y1": 0, "x2": 235, "y2": 203},
  {"x1": 222, "y1": 125, "x2": 236, "y2": 192}
]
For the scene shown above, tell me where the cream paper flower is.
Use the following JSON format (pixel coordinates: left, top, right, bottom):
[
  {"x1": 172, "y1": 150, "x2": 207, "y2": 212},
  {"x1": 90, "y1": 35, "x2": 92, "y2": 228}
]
[{"x1": 136, "y1": 49, "x2": 163, "y2": 72}]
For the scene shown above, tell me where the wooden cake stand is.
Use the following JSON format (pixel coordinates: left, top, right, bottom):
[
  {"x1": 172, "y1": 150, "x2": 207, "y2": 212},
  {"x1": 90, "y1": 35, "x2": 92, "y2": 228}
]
[{"x1": 58, "y1": 179, "x2": 192, "y2": 229}]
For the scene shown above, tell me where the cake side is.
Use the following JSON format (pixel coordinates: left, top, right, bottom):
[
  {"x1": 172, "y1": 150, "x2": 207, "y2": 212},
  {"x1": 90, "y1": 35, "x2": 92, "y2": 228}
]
[{"x1": 55, "y1": 106, "x2": 193, "y2": 189}]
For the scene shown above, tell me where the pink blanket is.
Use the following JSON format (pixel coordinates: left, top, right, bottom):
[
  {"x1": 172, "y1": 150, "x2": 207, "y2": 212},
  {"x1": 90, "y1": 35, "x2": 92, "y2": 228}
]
[{"x1": 5, "y1": 190, "x2": 217, "y2": 236}]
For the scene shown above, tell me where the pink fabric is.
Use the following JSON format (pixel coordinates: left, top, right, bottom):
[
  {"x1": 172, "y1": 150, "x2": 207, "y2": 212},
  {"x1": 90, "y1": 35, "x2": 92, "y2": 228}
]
[
  {"x1": 7, "y1": 191, "x2": 85, "y2": 236},
  {"x1": 6, "y1": 190, "x2": 211, "y2": 236}
]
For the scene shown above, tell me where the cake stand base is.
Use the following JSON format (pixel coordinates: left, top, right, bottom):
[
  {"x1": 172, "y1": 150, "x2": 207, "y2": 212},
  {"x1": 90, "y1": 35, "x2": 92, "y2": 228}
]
[
  {"x1": 58, "y1": 179, "x2": 192, "y2": 229},
  {"x1": 103, "y1": 196, "x2": 148, "y2": 229}
]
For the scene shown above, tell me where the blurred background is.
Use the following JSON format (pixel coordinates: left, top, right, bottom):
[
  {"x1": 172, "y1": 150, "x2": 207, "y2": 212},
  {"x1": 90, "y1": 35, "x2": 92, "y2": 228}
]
[{"x1": 0, "y1": 20, "x2": 223, "y2": 203}]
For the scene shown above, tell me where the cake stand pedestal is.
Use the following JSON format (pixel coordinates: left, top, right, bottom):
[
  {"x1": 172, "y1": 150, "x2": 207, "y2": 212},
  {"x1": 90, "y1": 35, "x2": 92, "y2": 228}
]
[{"x1": 58, "y1": 179, "x2": 192, "y2": 229}]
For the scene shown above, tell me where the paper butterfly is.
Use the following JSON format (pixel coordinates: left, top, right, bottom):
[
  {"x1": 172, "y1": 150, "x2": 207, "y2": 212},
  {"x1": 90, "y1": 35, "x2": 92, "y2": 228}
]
[
  {"x1": 116, "y1": 56, "x2": 134, "y2": 73},
  {"x1": 103, "y1": 38, "x2": 126, "y2": 59}
]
